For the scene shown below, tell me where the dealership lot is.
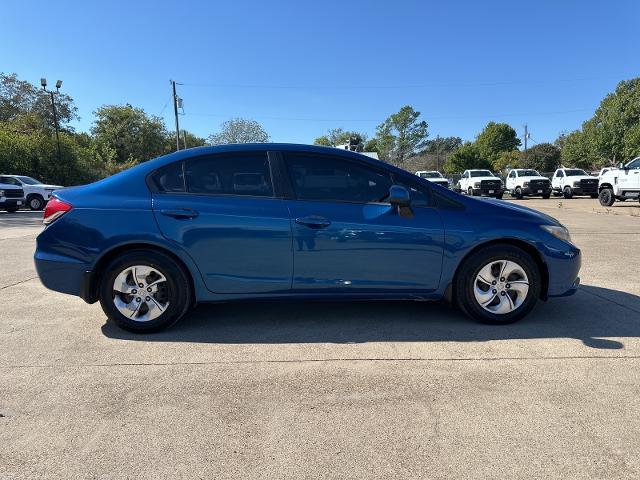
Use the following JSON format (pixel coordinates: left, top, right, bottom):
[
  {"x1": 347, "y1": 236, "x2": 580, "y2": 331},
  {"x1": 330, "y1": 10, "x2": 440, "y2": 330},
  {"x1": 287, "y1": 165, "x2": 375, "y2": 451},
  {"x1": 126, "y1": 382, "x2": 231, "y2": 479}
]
[{"x1": 1, "y1": 198, "x2": 640, "y2": 479}]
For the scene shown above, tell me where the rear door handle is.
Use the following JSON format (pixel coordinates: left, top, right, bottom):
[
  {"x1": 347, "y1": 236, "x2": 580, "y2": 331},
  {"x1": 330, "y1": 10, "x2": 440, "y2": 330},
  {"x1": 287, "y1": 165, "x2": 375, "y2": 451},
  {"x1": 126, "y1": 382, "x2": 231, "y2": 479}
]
[
  {"x1": 295, "y1": 215, "x2": 331, "y2": 229},
  {"x1": 160, "y1": 208, "x2": 199, "y2": 219}
]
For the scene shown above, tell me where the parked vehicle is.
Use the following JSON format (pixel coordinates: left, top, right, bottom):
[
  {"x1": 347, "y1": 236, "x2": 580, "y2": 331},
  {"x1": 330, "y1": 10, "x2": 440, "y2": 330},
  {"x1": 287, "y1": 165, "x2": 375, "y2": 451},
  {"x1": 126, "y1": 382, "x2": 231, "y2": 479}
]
[
  {"x1": 35, "y1": 144, "x2": 581, "y2": 332},
  {"x1": 415, "y1": 170, "x2": 449, "y2": 188},
  {"x1": 597, "y1": 167, "x2": 613, "y2": 180},
  {"x1": 551, "y1": 168, "x2": 598, "y2": 198},
  {"x1": 0, "y1": 175, "x2": 63, "y2": 210},
  {"x1": 505, "y1": 169, "x2": 552, "y2": 199},
  {"x1": 0, "y1": 178, "x2": 25, "y2": 213},
  {"x1": 597, "y1": 156, "x2": 640, "y2": 206},
  {"x1": 458, "y1": 169, "x2": 504, "y2": 199}
]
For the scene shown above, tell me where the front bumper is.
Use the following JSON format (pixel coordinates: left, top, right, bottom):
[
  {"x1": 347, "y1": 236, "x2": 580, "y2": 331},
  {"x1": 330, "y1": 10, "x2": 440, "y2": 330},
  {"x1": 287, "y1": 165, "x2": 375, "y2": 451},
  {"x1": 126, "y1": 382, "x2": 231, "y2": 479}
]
[
  {"x1": 471, "y1": 188, "x2": 504, "y2": 196},
  {"x1": 523, "y1": 187, "x2": 552, "y2": 196},
  {"x1": 1, "y1": 198, "x2": 25, "y2": 208},
  {"x1": 545, "y1": 244, "x2": 582, "y2": 298}
]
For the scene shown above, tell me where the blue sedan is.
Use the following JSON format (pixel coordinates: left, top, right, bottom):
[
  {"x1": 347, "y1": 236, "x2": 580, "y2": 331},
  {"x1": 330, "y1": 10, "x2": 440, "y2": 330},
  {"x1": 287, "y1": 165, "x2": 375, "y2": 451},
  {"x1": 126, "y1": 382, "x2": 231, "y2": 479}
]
[{"x1": 35, "y1": 144, "x2": 580, "y2": 332}]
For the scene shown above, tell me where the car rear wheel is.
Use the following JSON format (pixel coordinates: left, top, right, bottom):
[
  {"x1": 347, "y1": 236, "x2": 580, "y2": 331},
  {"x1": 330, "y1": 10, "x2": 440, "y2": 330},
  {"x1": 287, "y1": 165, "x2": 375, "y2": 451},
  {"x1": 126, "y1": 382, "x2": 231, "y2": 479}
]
[
  {"x1": 99, "y1": 249, "x2": 192, "y2": 333},
  {"x1": 27, "y1": 194, "x2": 45, "y2": 211},
  {"x1": 563, "y1": 186, "x2": 573, "y2": 199},
  {"x1": 542, "y1": 193, "x2": 551, "y2": 199},
  {"x1": 455, "y1": 245, "x2": 540, "y2": 325},
  {"x1": 598, "y1": 188, "x2": 615, "y2": 206}
]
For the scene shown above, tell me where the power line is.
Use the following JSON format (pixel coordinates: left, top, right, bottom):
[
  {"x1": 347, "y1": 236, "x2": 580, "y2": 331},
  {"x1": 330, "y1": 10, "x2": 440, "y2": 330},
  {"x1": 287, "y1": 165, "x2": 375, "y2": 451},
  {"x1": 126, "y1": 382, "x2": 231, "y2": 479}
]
[
  {"x1": 177, "y1": 73, "x2": 638, "y2": 90},
  {"x1": 184, "y1": 108, "x2": 593, "y2": 123}
]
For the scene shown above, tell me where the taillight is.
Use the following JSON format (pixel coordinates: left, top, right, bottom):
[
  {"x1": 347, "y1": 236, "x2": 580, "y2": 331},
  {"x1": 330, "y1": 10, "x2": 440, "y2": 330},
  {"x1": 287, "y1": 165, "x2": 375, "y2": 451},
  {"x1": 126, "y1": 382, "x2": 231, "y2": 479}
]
[{"x1": 43, "y1": 197, "x2": 72, "y2": 225}]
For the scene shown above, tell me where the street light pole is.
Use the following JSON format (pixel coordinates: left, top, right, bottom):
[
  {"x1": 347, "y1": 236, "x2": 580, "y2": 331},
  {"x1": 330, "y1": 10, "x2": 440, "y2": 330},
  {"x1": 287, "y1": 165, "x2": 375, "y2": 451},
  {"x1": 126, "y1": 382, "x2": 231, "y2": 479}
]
[
  {"x1": 41, "y1": 78, "x2": 62, "y2": 163},
  {"x1": 171, "y1": 80, "x2": 181, "y2": 151}
]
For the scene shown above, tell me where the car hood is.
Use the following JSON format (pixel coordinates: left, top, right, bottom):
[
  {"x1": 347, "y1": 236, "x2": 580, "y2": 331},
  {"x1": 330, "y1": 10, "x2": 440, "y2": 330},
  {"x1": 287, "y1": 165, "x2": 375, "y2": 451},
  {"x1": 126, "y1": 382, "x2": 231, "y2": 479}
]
[
  {"x1": 475, "y1": 197, "x2": 561, "y2": 226},
  {"x1": 0, "y1": 183, "x2": 23, "y2": 190},
  {"x1": 38, "y1": 184, "x2": 64, "y2": 189},
  {"x1": 426, "y1": 178, "x2": 448, "y2": 182},
  {"x1": 469, "y1": 176, "x2": 501, "y2": 182},
  {"x1": 566, "y1": 175, "x2": 596, "y2": 182},
  {"x1": 518, "y1": 176, "x2": 550, "y2": 182}
]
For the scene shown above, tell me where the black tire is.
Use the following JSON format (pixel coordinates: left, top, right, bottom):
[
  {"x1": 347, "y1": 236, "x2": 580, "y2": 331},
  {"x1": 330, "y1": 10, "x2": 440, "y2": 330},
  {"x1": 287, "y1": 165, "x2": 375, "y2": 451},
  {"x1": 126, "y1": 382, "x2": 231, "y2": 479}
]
[
  {"x1": 598, "y1": 188, "x2": 615, "y2": 207},
  {"x1": 27, "y1": 194, "x2": 45, "y2": 211},
  {"x1": 495, "y1": 193, "x2": 504, "y2": 200},
  {"x1": 542, "y1": 193, "x2": 551, "y2": 199},
  {"x1": 468, "y1": 187, "x2": 475, "y2": 196},
  {"x1": 455, "y1": 244, "x2": 541, "y2": 325},
  {"x1": 563, "y1": 186, "x2": 573, "y2": 199},
  {"x1": 514, "y1": 187, "x2": 523, "y2": 199},
  {"x1": 99, "y1": 249, "x2": 192, "y2": 333}
]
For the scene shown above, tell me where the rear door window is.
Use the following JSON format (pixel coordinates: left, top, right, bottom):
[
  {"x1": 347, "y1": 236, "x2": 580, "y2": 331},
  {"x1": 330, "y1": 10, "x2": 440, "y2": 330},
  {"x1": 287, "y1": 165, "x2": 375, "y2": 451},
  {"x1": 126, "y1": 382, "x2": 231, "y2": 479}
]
[
  {"x1": 185, "y1": 153, "x2": 273, "y2": 197},
  {"x1": 149, "y1": 162, "x2": 185, "y2": 193}
]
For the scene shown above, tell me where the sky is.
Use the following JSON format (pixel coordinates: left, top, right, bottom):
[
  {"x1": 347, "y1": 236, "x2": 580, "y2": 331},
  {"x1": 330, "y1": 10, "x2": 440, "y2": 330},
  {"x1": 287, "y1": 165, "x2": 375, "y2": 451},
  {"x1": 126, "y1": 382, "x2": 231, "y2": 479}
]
[{"x1": 1, "y1": 0, "x2": 639, "y2": 147}]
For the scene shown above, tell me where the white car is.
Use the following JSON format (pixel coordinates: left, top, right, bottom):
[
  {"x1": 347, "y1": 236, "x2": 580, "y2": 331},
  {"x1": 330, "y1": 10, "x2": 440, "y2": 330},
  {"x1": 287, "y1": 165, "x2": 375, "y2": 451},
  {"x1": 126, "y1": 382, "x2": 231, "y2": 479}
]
[
  {"x1": 415, "y1": 170, "x2": 449, "y2": 188},
  {"x1": 551, "y1": 168, "x2": 598, "y2": 199},
  {"x1": 458, "y1": 169, "x2": 504, "y2": 198},
  {"x1": 0, "y1": 175, "x2": 63, "y2": 210},
  {"x1": 597, "y1": 156, "x2": 640, "y2": 206},
  {"x1": 505, "y1": 169, "x2": 552, "y2": 199}
]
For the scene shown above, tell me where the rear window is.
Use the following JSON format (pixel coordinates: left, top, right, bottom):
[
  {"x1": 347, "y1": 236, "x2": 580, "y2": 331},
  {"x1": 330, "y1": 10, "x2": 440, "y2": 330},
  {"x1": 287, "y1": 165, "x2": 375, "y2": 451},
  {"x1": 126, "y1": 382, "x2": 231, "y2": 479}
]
[
  {"x1": 149, "y1": 162, "x2": 185, "y2": 192},
  {"x1": 185, "y1": 153, "x2": 273, "y2": 197}
]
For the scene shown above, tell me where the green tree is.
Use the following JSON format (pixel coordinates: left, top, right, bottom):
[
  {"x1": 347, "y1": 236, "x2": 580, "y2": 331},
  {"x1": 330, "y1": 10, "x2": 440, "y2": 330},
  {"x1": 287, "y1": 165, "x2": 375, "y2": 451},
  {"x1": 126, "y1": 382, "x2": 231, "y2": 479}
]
[
  {"x1": 522, "y1": 143, "x2": 561, "y2": 172},
  {"x1": 559, "y1": 130, "x2": 592, "y2": 169},
  {"x1": 375, "y1": 105, "x2": 428, "y2": 163},
  {"x1": 208, "y1": 117, "x2": 269, "y2": 144},
  {"x1": 313, "y1": 128, "x2": 368, "y2": 151},
  {"x1": 442, "y1": 142, "x2": 492, "y2": 174},
  {"x1": 420, "y1": 136, "x2": 462, "y2": 155},
  {"x1": 493, "y1": 150, "x2": 521, "y2": 173},
  {"x1": 164, "y1": 130, "x2": 207, "y2": 152},
  {"x1": 91, "y1": 104, "x2": 168, "y2": 165},
  {"x1": 475, "y1": 122, "x2": 520, "y2": 164},
  {"x1": 0, "y1": 72, "x2": 78, "y2": 131}
]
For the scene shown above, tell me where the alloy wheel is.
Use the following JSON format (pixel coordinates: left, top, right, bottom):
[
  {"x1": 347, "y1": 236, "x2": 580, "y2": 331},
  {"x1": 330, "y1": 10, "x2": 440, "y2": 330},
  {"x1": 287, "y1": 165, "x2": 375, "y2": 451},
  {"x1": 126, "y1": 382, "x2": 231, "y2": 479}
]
[
  {"x1": 473, "y1": 260, "x2": 529, "y2": 314},
  {"x1": 112, "y1": 265, "x2": 170, "y2": 322}
]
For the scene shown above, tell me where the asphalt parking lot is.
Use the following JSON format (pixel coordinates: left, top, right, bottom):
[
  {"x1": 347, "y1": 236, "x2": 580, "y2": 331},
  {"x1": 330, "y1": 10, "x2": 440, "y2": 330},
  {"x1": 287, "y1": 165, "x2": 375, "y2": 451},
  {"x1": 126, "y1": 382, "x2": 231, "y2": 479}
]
[{"x1": 1, "y1": 198, "x2": 640, "y2": 479}]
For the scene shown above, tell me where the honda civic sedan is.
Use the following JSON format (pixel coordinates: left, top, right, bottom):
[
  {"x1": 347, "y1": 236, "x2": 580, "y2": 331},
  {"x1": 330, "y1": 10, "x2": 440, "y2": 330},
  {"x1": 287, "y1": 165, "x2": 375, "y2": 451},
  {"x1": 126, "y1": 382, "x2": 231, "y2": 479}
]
[{"x1": 34, "y1": 144, "x2": 581, "y2": 332}]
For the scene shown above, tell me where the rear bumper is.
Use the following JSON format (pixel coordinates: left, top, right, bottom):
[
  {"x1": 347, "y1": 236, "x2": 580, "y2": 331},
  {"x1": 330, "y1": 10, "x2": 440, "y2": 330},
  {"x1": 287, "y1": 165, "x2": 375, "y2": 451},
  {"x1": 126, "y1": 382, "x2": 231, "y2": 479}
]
[{"x1": 34, "y1": 251, "x2": 89, "y2": 298}]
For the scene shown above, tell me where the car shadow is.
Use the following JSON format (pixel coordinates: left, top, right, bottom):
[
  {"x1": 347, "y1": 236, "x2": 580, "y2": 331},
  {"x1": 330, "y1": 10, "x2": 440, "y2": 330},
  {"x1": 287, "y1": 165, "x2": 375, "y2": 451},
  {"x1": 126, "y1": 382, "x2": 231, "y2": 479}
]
[{"x1": 101, "y1": 285, "x2": 640, "y2": 350}]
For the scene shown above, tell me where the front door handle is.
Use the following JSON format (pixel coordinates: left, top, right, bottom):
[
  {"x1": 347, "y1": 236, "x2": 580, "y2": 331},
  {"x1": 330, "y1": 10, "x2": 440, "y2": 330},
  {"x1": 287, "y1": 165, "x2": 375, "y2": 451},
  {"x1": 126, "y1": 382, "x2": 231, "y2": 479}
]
[
  {"x1": 160, "y1": 208, "x2": 199, "y2": 219},
  {"x1": 295, "y1": 215, "x2": 331, "y2": 229}
]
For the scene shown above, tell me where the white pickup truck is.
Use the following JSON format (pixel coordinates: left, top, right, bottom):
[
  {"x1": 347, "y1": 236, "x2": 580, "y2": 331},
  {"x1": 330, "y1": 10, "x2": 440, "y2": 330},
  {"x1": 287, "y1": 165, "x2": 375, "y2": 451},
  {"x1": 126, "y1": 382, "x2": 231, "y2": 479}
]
[
  {"x1": 0, "y1": 175, "x2": 63, "y2": 210},
  {"x1": 551, "y1": 168, "x2": 599, "y2": 199},
  {"x1": 415, "y1": 170, "x2": 450, "y2": 188},
  {"x1": 0, "y1": 179, "x2": 25, "y2": 213},
  {"x1": 505, "y1": 168, "x2": 552, "y2": 199},
  {"x1": 458, "y1": 169, "x2": 504, "y2": 199},
  {"x1": 597, "y1": 156, "x2": 640, "y2": 206}
]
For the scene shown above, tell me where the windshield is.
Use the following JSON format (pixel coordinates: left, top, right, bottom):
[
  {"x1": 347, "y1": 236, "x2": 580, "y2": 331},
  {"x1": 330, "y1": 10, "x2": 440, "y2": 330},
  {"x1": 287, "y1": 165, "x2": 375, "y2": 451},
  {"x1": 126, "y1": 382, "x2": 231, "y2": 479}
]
[
  {"x1": 518, "y1": 169, "x2": 541, "y2": 177},
  {"x1": 16, "y1": 176, "x2": 42, "y2": 185},
  {"x1": 565, "y1": 169, "x2": 588, "y2": 176},
  {"x1": 419, "y1": 172, "x2": 443, "y2": 179},
  {"x1": 470, "y1": 170, "x2": 494, "y2": 178}
]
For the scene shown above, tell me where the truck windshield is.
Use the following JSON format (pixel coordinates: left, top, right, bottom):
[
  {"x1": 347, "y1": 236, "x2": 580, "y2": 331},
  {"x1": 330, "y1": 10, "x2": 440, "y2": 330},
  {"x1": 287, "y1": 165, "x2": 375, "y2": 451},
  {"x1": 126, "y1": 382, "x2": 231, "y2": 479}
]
[
  {"x1": 16, "y1": 176, "x2": 42, "y2": 185},
  {"x1": 518, "y1": 170, "x2": 540, "y2": 177},
  {"x1": 565, "y1": 169, "x2": 588, "y2": 176},
  {"x1": 470, "y1": 171, "x2": 493, "y2": 177},
  {"x1": 419, "y1": 172, "x2": 442, "y2": 179}
]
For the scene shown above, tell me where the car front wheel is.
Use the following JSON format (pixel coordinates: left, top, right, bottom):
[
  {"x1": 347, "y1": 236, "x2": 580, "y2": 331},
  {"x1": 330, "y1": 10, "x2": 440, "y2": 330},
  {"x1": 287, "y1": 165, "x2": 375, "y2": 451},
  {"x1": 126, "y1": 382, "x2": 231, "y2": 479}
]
[
  {"x1": 563, "y1": 186, "x2": 573, "y2": 199},
  {"x1": 598, "y1": 188, "x2": 615, "y2": 207},
  {"x1": 99, "y1": 249, "x2": 192, "y2": 333},
  {"x1": 455, "y1": 245, "x2": 541, "y2": 324}
]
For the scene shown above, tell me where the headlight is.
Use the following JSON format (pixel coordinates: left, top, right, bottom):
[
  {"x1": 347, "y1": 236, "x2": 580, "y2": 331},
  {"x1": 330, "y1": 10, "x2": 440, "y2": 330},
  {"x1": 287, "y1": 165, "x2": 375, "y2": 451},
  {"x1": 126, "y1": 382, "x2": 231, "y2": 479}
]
[
  {"x1": 523, "y1": 181, "x2": 529, "y2": 187},
  {"x1": 0, "y1": 190, "x2": 4, "y2": 197},
  {"x1": 474, "y1": 182, "x2": 481, "y2": 188},
  {"x1": 541, "y1": 225, "x2": 572, "y2": 244},
  {"x1": 573, "y1": 181, "x2": 581, "y2": 187}
]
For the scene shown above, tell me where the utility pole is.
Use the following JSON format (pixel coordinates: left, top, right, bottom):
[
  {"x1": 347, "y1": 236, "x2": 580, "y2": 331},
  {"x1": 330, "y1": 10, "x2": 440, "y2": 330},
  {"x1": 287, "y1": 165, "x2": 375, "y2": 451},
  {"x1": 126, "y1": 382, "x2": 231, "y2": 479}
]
[
  {"x1": 41, "y1": 78, "x2": 62, "y2": 163},
  {"x1": 435, "y1": 134, "x2": 441, "y2": 171},
  {"x1": 523, "y1": 124, "x2": 529, "y2": 163},
  {"x1": 171, "y1": 80, "x2": 181, "y2": 151}
]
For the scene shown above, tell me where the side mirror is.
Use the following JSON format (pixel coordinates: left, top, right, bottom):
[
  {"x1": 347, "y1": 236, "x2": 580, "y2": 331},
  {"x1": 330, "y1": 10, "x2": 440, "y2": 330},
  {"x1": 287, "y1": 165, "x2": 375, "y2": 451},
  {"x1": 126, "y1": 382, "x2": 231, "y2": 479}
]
[
  {"x1": 618, "y1": 162, "x2": 626, "y2": 169},
  {"x1": 388, "y1": 185, "x2": 411, "y2": 207}
]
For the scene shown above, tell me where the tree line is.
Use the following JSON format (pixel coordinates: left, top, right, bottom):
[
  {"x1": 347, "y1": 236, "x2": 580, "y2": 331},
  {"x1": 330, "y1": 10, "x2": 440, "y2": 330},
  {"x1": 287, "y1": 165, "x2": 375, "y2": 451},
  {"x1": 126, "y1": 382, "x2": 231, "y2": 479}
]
[{"x1": 1, "y1": 71, "x2": 639, "y2": 186}]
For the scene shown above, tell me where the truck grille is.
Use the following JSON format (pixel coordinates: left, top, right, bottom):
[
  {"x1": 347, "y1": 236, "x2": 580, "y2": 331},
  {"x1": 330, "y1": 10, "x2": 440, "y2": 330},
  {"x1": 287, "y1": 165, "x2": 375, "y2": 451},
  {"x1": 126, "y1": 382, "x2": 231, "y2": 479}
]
[
  {"x1": 3, "y1": 188, "x2": 24, "y2": 198},
  {"x1": 480, "y1": 180, "x2": 501, "y2": 190},
  {"x1": 580, "y1": 178, "x2": 598, "y2": 194},
  {"x1": 529, "y1": 179, "x2": 550, "y2": 190}
]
